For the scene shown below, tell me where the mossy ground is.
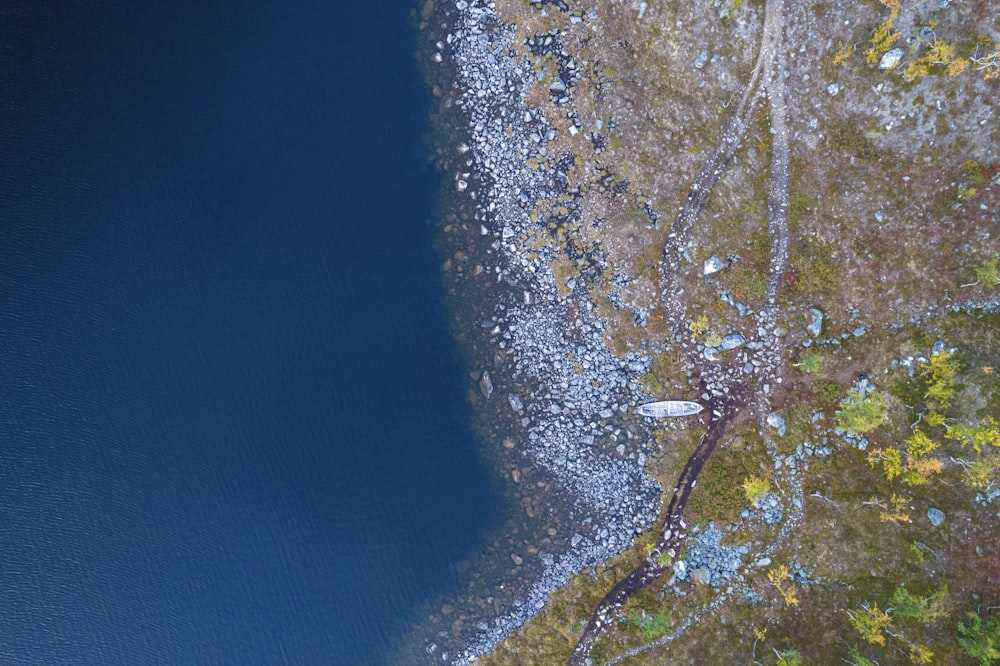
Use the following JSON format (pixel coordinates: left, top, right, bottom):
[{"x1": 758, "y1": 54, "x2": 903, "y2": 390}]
[{"x1": 476, "y1": 313, "x2": 1000, "y2": 664}]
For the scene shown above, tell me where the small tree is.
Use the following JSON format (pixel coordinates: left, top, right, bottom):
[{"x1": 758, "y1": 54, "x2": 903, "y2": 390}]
[
  {"x1": 743, "y1": 476, "x2": 771, "y2": 508},
  {"x1": 689, "y1": 315, "x2": 709, "y2": 337},
  {"x1": 971, "y1": 42, "x2": 1000, "y2": 80},
  {"x1": 957, "y1": 610, "x2": 1000, "y2": 666},
  {"x1": 768, "y1": 565, "x2": 799, "y2": 607},
  {"x1": 831, "y1": 40, "x2": 854, "y2": 66},
  {"x1": 902, "y1": 456, "x2": 943, "y2": 486},
  {"x1": 847, "y1": 603, "x2": 893, "y2": 646},
  {"x1": 924, "y1": 411, "x2": 948, "y2": 428},
  {"x1": 865, "y1": 0, "x2": 901, "y2": 65},
  {"x1": 774, "y1": 648, "x2": 803, "y2": 666},
  {"x1": 975, "y1": 259, "x2": 1000, "y2": 287},
  {"x1": 836, "y1": 390, "x2": 889, "y2": 434},
  {"x1": 919, "y1": 350, "x2": 960, "y2": 410},
  {"x1": 846, "y1": 645, "x2": 878, "y2": 666},
  {"x1": 947, "y1": 418, "x2": 1000, "y2": 454},
  {"x1": 797, "y1": 350, "x2": 824, "y2": 374},
  {"x1": 955, "y1": 453, "x2": 1000, "y2": 490},
  {"x1": 906, "y1": 428, "x2": 940, "y2": 457},
  {"x1": 868, "y1": 446, "x2": 903, "y2": 481},
  {"x1": 890, "y1": 587, "x2": 950, "y2": 624},
  {"x1": 874, "y1": 493, "x2": 910, "y2": 524}
]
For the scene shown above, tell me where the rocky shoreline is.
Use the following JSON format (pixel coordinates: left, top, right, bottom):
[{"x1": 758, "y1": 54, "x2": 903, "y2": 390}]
[{"x1": 426, "y1": 1, "x2": 668, "y2": 662}]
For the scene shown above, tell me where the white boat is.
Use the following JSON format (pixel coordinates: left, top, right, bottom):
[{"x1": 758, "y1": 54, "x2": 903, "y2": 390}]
[{"x1": 637, "y1": 400, "x2": 704, "y2": 417}]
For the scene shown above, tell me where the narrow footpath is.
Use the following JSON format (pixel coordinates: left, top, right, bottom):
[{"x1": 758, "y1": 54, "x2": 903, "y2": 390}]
[{"x1": 567, "y1": 0, "x2": 789, "y2": 661}]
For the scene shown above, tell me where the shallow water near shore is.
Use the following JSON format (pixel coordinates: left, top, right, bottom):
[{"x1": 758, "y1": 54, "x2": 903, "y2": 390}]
[{"x1": 0, "y1": 1, "x2": 509, "y2": 663}]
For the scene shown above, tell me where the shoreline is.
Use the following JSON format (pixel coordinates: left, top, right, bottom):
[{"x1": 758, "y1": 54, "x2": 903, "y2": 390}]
[{"x1": 421, "y1": 2, "x2": 666, "y2": 662}]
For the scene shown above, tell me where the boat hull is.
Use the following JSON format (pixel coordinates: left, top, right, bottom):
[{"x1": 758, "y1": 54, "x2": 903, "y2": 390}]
[{"x1": 637, "y1": 400, "x2": 704, "y2": 417}]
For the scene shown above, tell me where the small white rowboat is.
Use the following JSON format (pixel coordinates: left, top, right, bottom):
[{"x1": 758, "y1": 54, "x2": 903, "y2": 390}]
[{"x1": 637, "y1": 400, "x2": 704, "y2": 417}]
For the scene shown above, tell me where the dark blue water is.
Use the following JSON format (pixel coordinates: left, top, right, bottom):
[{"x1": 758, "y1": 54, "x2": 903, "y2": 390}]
[{"x1": 0, "y1": 2, "x2": 499, "y2": 663}]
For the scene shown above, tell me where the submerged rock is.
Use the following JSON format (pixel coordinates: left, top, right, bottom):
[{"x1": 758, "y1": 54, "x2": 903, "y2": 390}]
[{"x1": 479, "y1": 370, "x2": 494, "y2": 399}]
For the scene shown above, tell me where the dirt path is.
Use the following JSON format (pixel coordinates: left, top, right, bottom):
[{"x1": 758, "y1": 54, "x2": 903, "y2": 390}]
[
  {"x1": 565, "y1": 395, "x2": 745, "y2": 666},
  {"x1": 566, "y1": 0, "x2": 788, "y2": 663}
]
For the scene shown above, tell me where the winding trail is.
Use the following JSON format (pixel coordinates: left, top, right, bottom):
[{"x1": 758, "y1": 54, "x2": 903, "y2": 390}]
[{"x1": 566, "y1": 0, "x2": 789, "y2": 662}]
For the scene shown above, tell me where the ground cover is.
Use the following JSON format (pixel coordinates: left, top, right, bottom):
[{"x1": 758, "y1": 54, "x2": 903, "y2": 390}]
[{"x1": 463, "y1": 0, "x2": 1000, "y2": 663}]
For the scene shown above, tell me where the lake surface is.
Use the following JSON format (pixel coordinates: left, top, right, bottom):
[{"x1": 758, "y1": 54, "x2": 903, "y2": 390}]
[{"x1": 0, "y1": 1, "x2": 501, "y2": 663}]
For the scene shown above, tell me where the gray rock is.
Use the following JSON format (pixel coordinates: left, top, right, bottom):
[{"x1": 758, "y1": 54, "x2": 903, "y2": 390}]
[
  {"x1": 694, "y1": 51, "x2": 709, "y2": 69},
  {"x1": 479, "y1": 370, "x2": 494, "y2": 399},
  {"x1": 807, "y1": 308, "x2": 824, "y2": 337},
  {"x1": 691, "y1": 567, "x2": 711, "y2": 584},
  {"x1": 976, "y1": 487, "x2": 1000, "y2": 506},
  {"x1": 704, "y1": 347, "x2": 722, "y2": 362},
  {"x1": 767, "y1": 413, "x2": 787, "y2": 436},
  {"x1": 927, "y1": 507, "x2": 946, "y2": 526},
  {"x1": 932, "y1": 340, "x2": 946, "y2": 354},
  {"x1": 754, "y1": 557, "x2": 772, "y2": 568},
  {"x1": 827, "y1": 83, "x2": 840, "y2": 96},
  {"x1": 704, "y1": 256, "x2": 725, "y2": 275},
  {"x1": 878, "y1": 48, "x2": 904, "y2": 70},
  {"x1": 507, "y1": 393, "x2": 524, "y2": 412},
  {"x1": 853, "y1": 326, "x2": 866, "y2": 337},
  {"x1": 719, "y1": 334, "x2": 746, "y2": 350}
]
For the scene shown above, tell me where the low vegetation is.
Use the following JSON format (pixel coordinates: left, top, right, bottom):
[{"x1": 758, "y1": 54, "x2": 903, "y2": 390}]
[{"x1": 446, "y1": 0, "x2": 1000, "y2": 661}]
